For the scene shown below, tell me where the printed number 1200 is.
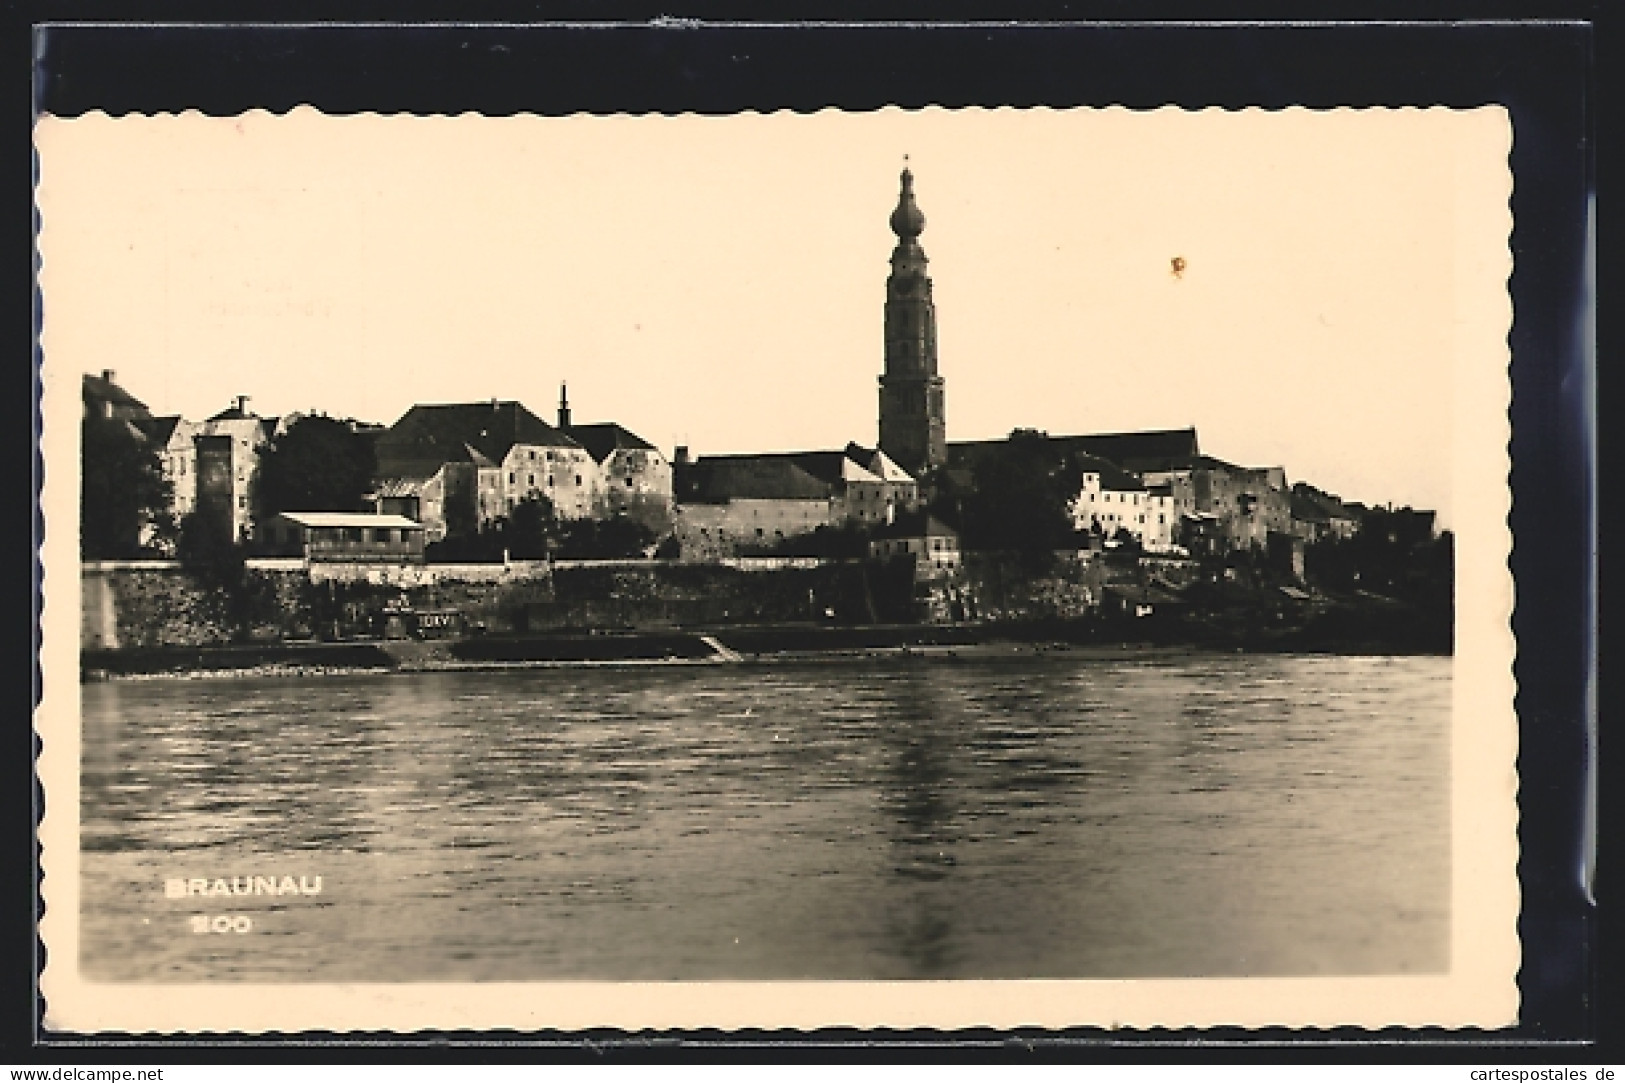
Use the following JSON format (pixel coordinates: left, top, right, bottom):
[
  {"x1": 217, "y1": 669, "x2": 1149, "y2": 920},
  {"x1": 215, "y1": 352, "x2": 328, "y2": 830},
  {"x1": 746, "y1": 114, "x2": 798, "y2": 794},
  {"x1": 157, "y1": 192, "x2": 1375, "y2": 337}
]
[{"x1": 191, "y1": 914, "x2": 252, "y2": 934}]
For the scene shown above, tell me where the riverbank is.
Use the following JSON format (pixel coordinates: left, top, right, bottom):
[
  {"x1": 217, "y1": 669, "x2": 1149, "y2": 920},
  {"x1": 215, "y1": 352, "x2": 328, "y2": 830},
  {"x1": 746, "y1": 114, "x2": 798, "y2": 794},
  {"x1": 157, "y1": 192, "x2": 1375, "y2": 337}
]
[{"x1": 80, "y1": 611, "x2": 1450, "y2": 681}]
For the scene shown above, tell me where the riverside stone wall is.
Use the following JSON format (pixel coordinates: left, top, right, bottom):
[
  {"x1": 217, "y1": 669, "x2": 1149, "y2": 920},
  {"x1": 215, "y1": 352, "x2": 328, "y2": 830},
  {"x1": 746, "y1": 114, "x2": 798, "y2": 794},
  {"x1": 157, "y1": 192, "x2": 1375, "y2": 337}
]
[
  {"x1": 82, "y1": 553, "x2": 1102, "y2": 649},
  {"x1": 954, "y1": 552, "x2": 1109, "y2": 622}
]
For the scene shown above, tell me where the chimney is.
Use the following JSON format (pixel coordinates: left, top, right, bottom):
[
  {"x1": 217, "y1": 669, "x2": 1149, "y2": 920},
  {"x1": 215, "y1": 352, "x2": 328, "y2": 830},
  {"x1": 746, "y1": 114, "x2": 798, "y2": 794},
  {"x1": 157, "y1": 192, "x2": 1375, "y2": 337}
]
[
  {"x1": 557, "y1": 382, "x2": 571, "y2": 430},
  {"x1": 491, "y1": 397, "x2": 500, "y2": 411},
  {"x1": 101, "y1": 369, "x2": 116, "y2": 384},
  {"x1": 235, "y1": 394, "x2": 250, "y2": 415},
  {"x1": 673, "y1": 445, "x2": 690, "y2": 465}
]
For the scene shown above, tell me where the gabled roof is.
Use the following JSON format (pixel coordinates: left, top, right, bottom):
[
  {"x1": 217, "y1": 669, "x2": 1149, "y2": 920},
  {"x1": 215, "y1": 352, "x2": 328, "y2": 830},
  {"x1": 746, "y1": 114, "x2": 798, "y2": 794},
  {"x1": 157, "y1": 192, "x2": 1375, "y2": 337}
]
[
  {"x1": 1075, "y1": 453, "x2": 1145, "y2": 492},
  {"x1": 680, "y1": 457, "x2": 838, "y2": 503},
  {"x1": 207, "y1": 403, "x2": 257, "y2": 422},
  {"x1": 944, "y1": 436, "x2": 1148, "y2": 491},
  {"x1": 131, "y1": 415, "x2": 185, "y2": 447},
  {"x1": 1291, "y1": 483, "x2": 1359, "y2": 521},
  {"x1": 1050, "y1": 428, "x2": 1200, "y2": 467},
  {"x1": 1290, "y1": 491, "x2": 1333, "y2": 523},
  {"x1": 82, "y1": 373, "x2": 149, "y2": 417},
  {"x1": 1133, "y1": 452, "x2": 1244, "y2": 475},
  {"x1": 772, "y1": 450, "x2": 883, "y2": 486},
  {"x1": 844, "y1": 443, "x2": 917, "y2": 483},
  {"x1": 376, "y1": 401, "x2": 579, "y2": 477},
  {"x1": 683, "y1": 447, "x2": 890, "y2": 503},
  {"x1": 372, "y1": 477, "x2": 428, "y2": 498},
  {"x1": 564, "y1": 422, "x2": 658, "y2": 465},
  {"x1": 947, "y1": 428, "x2": 1200, "y2": 476},
  {"x1": 274, "y1": 511, "x2": 424, "y2": 529}
]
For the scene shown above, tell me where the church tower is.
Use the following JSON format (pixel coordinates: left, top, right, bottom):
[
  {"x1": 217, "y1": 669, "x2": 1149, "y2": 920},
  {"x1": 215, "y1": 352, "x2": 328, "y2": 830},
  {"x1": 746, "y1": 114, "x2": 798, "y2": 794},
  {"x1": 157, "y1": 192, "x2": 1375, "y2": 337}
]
[{"x1": 878, "y1": 166, "x2": 946, "y2": 478}]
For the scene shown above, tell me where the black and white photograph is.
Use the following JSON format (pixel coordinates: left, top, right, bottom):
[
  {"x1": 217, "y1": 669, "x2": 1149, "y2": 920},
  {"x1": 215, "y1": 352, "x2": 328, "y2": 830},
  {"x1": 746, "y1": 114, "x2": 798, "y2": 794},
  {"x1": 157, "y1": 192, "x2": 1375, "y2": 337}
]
[{"x1": 37, "y1": 102, "x2": 1517, "y2": 1031}]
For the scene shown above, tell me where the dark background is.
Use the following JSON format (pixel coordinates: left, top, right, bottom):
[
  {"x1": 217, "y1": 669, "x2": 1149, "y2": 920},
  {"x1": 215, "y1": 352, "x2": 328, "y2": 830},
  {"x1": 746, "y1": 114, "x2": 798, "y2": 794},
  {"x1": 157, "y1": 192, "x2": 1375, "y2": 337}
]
[{"x1": 17, "y1": 3, "x2": 1603, "y2": 1061}]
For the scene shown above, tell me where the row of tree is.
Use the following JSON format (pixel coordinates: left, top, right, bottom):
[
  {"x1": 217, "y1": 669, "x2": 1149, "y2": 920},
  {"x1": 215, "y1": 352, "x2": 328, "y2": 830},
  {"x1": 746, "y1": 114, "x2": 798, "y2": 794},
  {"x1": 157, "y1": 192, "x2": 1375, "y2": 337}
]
[{"x1": 423, "y1": 495, "x2": 663, "y2": 562}]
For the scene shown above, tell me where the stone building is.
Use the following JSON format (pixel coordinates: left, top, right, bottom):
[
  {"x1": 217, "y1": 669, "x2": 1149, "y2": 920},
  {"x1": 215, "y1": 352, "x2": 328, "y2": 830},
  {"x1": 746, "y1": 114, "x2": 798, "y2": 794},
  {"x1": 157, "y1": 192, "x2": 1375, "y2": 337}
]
[
  {"x1": 1289, "y1": 482, "x2": 1362, "y2": 542},
  {"x1": 131, "y1": 414, "x2": 202, "y2": 531},
  {"x1": 1071, "y1": 455, "x2": 1181, "y2": 551},
  {"x1": 557, "y1": 384, "x2": 674, "y2": 533},
  {"x1": 947, "y1": 429, "x2": 1199, "y2": 553},
  {"x1": 869, "y1": 509, "x2": 962, "y2": 578},
  {"x1": 373, "y1": 400, "x2": 590, "y2": 538},
  {"x1": 877, "y1": 167, "x2": 947, "y2": 478},
  {"x1": 672, "y1": 444, "x2": 918, "y2": 559},
  {"x1": 82, "y1": 375, "x2": 273, "y2": 548},
  {"x1": 372, "y1": 395, "x2": 671, "y2": 542},
  {"x1": 370, "y1": 465, "x2": 478, "y2": 545},
  {"x1": 1134, "y1": 453, "x2": 1292, "y2": 553},
  {"x1": 193, "y1": 396, "x2": 276, "y2": 544}
]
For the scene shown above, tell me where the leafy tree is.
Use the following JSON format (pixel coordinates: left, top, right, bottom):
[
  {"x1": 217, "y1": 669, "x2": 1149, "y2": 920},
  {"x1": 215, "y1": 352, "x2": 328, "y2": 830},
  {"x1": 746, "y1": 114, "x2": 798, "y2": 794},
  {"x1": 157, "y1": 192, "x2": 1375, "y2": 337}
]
[
  {"x1": 505, "y1": 494, "x2": 559, "y2": 559},
  {"x1": 253, "y1": 415, "x2": 377, "y2": 521},
  {"x1": 176, "y1": 509, "x2": 277, "y2": 641},
  {"x1": 1109, "y1": 526, "x2": 1143, "y2": 553},
  {"x1": 177, "y1": 509, "x2": 246, "y2": 592},
  {"x1": 81, "y1": 417, "x2": 174, "y2": 559},
  {"x1": 752, "y1": 520, "x2": 874, "y2": 558},
  {"x1": 556, "y1": 514, "x2": 657, "y2": 559},
  {"x1": 954, "y1": 429, "x2": 1084, "y2": 569},
  {"x1": 423, "y1": 495, "x2": 559, "y2": 562}
]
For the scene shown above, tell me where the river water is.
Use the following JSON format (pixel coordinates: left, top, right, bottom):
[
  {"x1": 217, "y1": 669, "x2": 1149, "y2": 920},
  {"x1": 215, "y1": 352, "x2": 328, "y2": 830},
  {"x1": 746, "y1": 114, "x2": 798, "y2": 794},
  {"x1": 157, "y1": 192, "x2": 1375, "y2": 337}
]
[{"x1": 78, "y1": 651, "x2": 1450, "y2": 981}]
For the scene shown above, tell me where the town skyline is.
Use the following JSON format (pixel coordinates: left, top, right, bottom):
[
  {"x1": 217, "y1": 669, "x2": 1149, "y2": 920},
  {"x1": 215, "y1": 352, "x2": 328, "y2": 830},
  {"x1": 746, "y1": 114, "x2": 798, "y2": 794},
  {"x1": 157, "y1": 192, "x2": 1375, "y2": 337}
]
[{"x1": 40, "y1": 106, "x2": 1493, "y2": 526}]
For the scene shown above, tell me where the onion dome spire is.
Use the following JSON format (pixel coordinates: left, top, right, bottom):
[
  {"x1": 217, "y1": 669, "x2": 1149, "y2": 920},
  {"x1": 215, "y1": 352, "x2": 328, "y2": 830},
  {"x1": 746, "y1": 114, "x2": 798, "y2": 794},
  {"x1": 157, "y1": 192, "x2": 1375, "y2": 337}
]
[{"x1": 889, "y1": 164, "x2": 926, "y2": 240}]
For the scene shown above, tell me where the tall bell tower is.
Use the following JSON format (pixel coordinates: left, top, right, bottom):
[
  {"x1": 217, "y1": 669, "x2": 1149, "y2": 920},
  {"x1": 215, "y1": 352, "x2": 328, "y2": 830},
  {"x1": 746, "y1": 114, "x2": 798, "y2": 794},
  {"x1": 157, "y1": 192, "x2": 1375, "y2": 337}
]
[{"x1": 878, "y1": 165, "x2": 946, "y2": 478}]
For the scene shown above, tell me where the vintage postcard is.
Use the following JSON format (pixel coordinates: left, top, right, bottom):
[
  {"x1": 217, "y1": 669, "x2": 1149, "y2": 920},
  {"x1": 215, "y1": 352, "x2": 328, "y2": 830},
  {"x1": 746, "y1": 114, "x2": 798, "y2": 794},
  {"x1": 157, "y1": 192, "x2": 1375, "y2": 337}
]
[{"x1": 37, "y1": 105, "x2": 1517, "y2": 1032}]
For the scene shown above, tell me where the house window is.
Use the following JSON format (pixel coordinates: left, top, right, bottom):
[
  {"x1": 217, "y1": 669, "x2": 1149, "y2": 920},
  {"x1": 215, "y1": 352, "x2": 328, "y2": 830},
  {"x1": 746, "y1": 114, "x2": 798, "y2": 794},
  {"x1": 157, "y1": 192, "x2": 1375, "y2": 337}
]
[
  {"x1": 508, "y1": 473, "x2": 515, "y2": 485},
  {"x1": 237, "y1": 496, "x2": 246, "y2": 509},
  {"x1": 625, "y1": 477, "x2": 634, "y2": 488},
  {"x1": 528, "y1": 474, "x2": 535, "y2": 487},
  {"x1": 547, "y1": 476, "x2": 554, "y2": 487},
  {"x1": 346, "y1": 527, "x2": 363, "y2": 543}
]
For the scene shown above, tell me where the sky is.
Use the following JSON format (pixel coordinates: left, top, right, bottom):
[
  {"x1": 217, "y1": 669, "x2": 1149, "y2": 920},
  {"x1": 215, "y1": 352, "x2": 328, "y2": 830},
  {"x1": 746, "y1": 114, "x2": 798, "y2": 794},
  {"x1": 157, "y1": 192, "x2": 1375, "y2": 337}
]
[{"x1": 38, "y1": 106, "x2": 1511, "y2": 526}]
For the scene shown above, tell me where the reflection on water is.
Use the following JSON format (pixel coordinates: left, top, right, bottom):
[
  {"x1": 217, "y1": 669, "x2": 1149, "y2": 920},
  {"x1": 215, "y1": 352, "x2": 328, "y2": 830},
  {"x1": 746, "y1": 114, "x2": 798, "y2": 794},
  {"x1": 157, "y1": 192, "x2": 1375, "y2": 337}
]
[{"x1": 79, "y1": 653, "x2": 1449, "y2": 981}]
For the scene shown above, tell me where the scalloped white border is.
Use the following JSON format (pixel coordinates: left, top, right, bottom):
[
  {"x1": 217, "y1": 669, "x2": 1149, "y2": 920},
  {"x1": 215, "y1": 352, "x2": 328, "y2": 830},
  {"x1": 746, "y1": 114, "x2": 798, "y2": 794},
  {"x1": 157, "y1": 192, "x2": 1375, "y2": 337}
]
[{"x1": 35, "y1": 105, "x2": 1517, "y2": 1033}]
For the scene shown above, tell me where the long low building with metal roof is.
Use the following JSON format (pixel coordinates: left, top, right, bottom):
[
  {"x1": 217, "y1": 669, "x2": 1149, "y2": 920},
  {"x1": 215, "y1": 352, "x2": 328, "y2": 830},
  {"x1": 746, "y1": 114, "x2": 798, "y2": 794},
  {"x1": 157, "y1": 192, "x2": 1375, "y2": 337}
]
[{"x1": 260, "y1": 511, "x2": 427, "y2": 563}]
